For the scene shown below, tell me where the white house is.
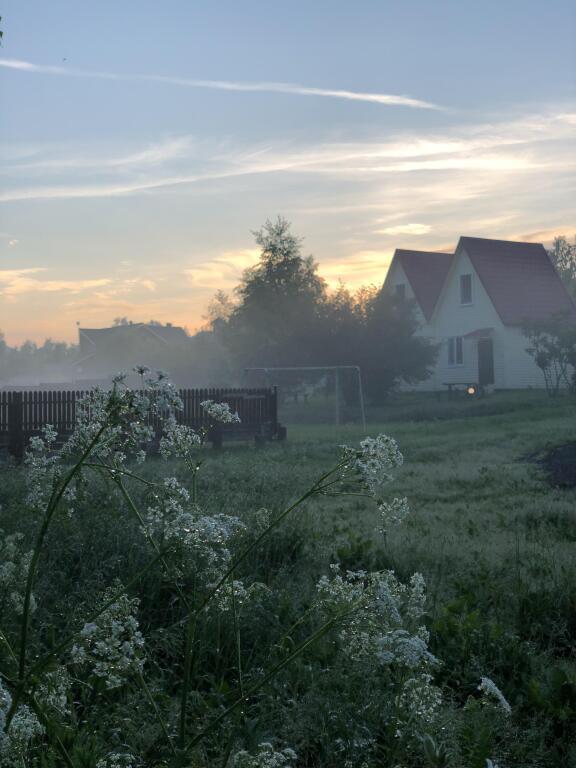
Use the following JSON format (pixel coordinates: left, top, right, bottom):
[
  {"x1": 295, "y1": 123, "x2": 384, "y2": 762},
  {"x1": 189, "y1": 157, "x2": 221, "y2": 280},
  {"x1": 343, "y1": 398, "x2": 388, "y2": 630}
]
[{"x1": 384, "y1": 236, "x2": 576, "y2": 390}]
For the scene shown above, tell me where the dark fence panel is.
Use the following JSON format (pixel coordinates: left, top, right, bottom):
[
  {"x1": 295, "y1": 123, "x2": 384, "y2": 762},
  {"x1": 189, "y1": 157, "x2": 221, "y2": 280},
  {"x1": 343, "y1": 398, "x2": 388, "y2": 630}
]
[{"x1": 0, "y1": 387, "x2": 283, "y2": 460}]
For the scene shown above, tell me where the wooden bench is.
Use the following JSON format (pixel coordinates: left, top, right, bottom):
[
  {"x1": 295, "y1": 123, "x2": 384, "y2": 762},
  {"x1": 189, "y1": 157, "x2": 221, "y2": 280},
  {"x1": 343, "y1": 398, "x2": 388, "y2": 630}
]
[{"x1": 442, "y1": 381, "x2": 483, "y2": 398}]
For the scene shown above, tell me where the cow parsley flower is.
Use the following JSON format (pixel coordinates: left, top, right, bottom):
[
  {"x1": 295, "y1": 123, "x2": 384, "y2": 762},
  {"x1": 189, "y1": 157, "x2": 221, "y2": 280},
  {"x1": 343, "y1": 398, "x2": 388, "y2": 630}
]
[
  {"x1": 378, "y1": 497, "x2": 410, "y2": 531},
  {"x1": 317, "y1": 567, "x2": 433, "y2": 669},
  {"x1": 36, "y1": 667, "x2": 72, "y2": 718},
  {"x1": 96, "y1": 753, "x2": 138, "y2": 768},
  {"x1": 0, "y1": 532, "x2": 36, "y2": 616},
  {"x1": 341, "y1": 433, "x2": 403, "y2": 496},
  {"x1": 71, "y1": 592, "x2": 145, "y2": 689},
  {"x1": 201, "y1": 399, "x2": 241, "y2": 424},
  {"x1": 478, "y1": 677, "x2": 512, "y2": 715},
  {"x1": 231, "y1": 742, "x2": 297, "y2": 768},
  {"x1": 0, "y1": 680, "x2": 44, "y2": 765},
  {"x1": 25, "y1": 425, "x2": 61, "y2": 512},
  {"x1": 159, "y1": 416, "x2": 202, "y2": 460}
]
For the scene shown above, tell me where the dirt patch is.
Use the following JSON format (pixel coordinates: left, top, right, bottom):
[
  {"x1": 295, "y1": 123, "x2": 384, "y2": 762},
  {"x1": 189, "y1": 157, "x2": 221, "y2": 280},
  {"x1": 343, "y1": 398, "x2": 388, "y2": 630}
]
[{"x1": 538, "y1": 442, "x2": 576, "y2": 488}]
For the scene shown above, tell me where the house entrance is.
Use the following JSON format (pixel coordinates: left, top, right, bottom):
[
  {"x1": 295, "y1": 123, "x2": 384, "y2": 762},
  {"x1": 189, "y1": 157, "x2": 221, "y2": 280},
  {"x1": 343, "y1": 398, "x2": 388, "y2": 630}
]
[{"x1": 478, "y1": 338, "x2": 494, "y2": 386}]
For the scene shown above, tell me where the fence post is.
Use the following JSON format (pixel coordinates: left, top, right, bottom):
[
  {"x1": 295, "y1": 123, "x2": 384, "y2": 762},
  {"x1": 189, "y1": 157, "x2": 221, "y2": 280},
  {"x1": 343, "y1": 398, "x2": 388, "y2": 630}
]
[{"x1": 8, "y1": 392, "x2": 24, "y2": 462}]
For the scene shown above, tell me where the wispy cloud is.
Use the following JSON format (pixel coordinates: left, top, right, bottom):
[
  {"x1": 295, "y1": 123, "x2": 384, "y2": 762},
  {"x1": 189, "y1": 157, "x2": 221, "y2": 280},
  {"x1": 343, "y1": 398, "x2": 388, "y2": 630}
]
[
  {"x1": 184, "y1": 249, "x2": 260, "y2": 289},
  {"x1": 376, "y1": 223, "x2": 431, "y2": 236},
  {"x1": 0, "y1": 268, "x2": 112, "y2": 297},
  {"x1": 0, "y1": 58, "x2": 440, "y2": 110},
  {"x1": 2, "y1": 109, "x2": 574, "y2": 203}
]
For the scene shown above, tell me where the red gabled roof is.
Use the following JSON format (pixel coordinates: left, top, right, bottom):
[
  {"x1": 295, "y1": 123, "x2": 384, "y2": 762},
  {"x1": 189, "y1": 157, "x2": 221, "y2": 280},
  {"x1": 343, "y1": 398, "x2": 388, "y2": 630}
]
[
  {"x1": 458, "y1": 237, "x2": 576, "y2": 325},
  {"x1": 392, "y1": 249, "x2": 453, "y2": 321}
]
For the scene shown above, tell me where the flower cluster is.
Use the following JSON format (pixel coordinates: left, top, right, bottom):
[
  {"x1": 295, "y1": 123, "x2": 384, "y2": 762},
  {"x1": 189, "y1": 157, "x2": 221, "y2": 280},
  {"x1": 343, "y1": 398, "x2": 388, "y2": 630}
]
[
  {"x1": 316, "y1": 567, "x2": 441, "y2": 734},
  {"x1": 478, "y1": 676, "x2": 512, "y2": 715},
  {"x1": 212, "y1": 579, "x2": 270, "y2": 613},
  {"x1": 62, "y1": 372, "x2": 182, "y2": 465},
  {"x1": 36, "y1": 667, "x2": 72, "y2": 718},
  {"x1": 71, "y1": 592, "x2": 145, "y2": 689},
  {"x1": 24, "y1": 424, "x2": 61, "y2": 513},
  {"x1": 96, "y1": 753, "x2": 138, "y2": 768},
  {"x1": 146, "y1": 477, "x2": 245, "y2": 584},
  {"x1": 342, "y1": 434, "x2": 404, "y2": 495},
  {"x1": 232, "y1": 742, "x2": 297, "y2": 768},
  {"x1": 0, "y1": 680, "x2": 44, "y2": 766},
  {"x1": 159, "y1": 416, "x2": 202, "y2": 460},
  {"x1": 201, "y1": 399, "x2": 241, "y2": 424},
  {"x1": 0, "y1": 532, "x2": 36, "y2": 616}
]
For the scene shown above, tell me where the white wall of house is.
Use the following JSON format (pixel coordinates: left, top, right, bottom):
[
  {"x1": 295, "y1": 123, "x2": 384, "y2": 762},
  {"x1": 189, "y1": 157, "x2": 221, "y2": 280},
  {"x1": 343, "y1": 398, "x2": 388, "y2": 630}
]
[{"x1": 427, "y1": 248, "x2": 551, "y2": 389}]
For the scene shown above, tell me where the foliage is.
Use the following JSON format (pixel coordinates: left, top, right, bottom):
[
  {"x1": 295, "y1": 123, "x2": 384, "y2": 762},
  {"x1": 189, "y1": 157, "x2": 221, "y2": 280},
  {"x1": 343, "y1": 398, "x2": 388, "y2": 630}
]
[
  {"x1": 548, "y1": 235, "x2": 576, "y2": 299},
  {"x1": 523, "y1": 312, "x2": 576, "y2": 395},
  {"x1": 213, "y1": 217, "x2": 436, "y2": 399},
  {"x1": 1, "y1": 386, "x2": 574, "y2": 766}
]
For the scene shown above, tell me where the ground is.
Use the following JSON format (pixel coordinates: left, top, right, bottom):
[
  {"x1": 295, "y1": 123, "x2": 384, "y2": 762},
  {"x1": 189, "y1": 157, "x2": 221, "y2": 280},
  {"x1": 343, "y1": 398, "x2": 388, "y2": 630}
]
[{"x1": 2, "y1": 389, "x2": 576, "y2": 765}]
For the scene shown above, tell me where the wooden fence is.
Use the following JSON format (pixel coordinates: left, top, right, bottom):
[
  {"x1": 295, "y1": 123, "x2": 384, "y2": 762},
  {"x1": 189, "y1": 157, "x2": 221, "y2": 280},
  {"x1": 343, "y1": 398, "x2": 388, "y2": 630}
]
[{"x1": 0, "y1": 387, "x2": 283, "y2": 460}]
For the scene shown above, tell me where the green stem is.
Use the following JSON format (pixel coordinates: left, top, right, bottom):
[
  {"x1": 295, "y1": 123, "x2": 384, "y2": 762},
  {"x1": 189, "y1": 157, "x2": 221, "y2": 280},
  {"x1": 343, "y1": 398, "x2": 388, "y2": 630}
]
[
  {"x1": 136, "y1": 668, "x2": 178, "y2": 757},
  {"x1": 230, "y1": 571, "x2": 244, "y2": 699},
  {"x1": 113, "y1": 475, "x2": 193, "y2": 614},
  {"x1": 13, "y1": 418, "x2": 112, "y2": 725},
  {"x1": 184, "y1": 602, "x2": 358, "y2": 751},
  {"x1": 178, "y1": 614, "x2": 196, "y2": 748}
]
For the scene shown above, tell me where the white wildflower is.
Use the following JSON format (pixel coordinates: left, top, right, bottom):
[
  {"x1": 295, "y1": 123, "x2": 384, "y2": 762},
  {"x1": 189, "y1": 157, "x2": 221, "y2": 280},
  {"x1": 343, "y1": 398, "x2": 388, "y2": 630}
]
[
  {"x1": 0, "y1": 532, "x2": 36, "y2": 616},
  {"x1": 36, "y1": 667, "x2": 72, "y2": 718},
  {"x1": 96, "y1": 753, "x2": 138, "y2": 768},
  {"x1": 159, "y1": 416, "x2": 202, "y2": 460},
  {"x1": 478, "y1": 677, "x2": 512, "y2": 715},
  {"x1": 232, "y1": 742, "x2": 297, "y2": 768},
  {"x1": 71, "y1": 593, "x2": 145, "y2": 689},
  {"x1": 341, "y1": 433, "x2": 403, "y2": 496},
  {"x1": 378, "y1": 497, "x2": 410, "y2": 531},
  {"x1": 201, "y1": 399, "x2": 241, "y2": 424},
  {"x1": 0, "y1": 680, "x2": 44, "y2": 765}
]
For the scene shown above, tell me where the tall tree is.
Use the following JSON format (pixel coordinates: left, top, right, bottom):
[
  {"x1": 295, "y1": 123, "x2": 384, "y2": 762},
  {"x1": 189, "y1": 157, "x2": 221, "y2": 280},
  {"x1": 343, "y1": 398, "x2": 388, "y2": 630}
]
[
  {"x1": 222, "y1": 217, "x2": 327, "y2": 366},
  {"x1": 549, "y1": 235, "x2": 576, "y2": 299}
]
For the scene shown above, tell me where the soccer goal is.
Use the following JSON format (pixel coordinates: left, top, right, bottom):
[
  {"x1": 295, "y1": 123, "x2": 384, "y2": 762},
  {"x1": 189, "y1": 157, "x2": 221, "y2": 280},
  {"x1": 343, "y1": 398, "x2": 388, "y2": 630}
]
[{"x1": 244, "y1": 366, "x2": 366, "y2": 428}]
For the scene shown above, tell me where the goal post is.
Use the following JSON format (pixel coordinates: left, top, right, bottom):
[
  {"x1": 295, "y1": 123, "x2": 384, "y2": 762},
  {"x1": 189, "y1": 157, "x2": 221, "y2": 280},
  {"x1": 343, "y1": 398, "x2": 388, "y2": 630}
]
[{"x1": 244, "y1": 366, "x2": 366, "y2": 428}]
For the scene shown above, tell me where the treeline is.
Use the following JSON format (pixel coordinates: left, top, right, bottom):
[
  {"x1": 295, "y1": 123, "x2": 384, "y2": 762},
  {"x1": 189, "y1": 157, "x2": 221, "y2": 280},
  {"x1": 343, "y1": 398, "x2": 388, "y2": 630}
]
[
  {"x1": 0, "y1": 336, "x2": 79, "y2": 384},
  {"x1": 207, "y1": 217, "x2": 437, "y2": 401}
]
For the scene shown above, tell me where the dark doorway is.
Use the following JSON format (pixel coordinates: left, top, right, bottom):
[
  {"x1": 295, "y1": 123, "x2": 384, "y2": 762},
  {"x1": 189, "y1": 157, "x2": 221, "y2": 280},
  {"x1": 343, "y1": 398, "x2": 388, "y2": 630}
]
[{"x1": 478, "y1": 338, "x2": 494, "y2": 386}]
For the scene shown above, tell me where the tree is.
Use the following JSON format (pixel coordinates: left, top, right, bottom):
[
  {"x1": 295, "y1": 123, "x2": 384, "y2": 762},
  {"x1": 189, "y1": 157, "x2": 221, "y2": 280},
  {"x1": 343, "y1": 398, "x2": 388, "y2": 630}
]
[
  {"x1": 524, "y1": 312, "x2": 576, "y2": 396},
  {"x1": 317, "y1": 285, "x2": 438, "y2": 403},
  {"x1": 548, "y1": 235, "x2": 576, "y2": 299},
  {"x1": 220, "y1": 217, "x2": 327, "y2": 367}
]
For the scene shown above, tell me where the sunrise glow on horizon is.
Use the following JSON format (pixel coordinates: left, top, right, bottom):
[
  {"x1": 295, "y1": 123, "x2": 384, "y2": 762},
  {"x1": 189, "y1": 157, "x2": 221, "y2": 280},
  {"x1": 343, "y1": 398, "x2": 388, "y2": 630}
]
[{"x1": 1, "y1": 1, "x2": 575, "y2": 345}]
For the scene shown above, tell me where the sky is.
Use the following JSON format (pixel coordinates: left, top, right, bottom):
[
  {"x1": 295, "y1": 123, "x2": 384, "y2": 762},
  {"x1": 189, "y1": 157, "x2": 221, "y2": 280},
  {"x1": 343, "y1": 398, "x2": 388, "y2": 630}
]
[{"x1": 1, "y1": 0, "x2": 575, "y2": 345}]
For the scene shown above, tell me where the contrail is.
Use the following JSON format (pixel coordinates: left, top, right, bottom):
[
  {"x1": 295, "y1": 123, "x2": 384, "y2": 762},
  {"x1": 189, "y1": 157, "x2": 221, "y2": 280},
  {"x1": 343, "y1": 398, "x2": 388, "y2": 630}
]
[{"x1": 0, "y1": 58, "x2": 441, "y2": 110}]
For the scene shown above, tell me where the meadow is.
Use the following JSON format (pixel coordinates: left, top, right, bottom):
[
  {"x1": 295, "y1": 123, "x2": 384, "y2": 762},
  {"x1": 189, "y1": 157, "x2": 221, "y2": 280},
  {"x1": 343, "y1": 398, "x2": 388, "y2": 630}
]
[{"x1": 1, "y1": 387, "x2": 575, "y2": 767}]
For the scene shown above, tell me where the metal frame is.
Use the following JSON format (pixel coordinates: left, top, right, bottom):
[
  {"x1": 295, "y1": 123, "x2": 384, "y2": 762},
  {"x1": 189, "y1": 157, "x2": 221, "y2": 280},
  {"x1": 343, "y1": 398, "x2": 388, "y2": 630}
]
[{"x1": 244, "y1": 366, "x2": 366, "y2": 429}]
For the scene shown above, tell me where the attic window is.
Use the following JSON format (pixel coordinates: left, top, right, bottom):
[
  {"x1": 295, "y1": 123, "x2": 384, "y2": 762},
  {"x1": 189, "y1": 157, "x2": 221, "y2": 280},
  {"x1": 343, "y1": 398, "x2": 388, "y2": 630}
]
[
  {"x1": 460, "y1": 274, "x2": 473, "y2": 305},
  {"x1": 395, "y1": 283, "x2": 406, "y2": 299}
]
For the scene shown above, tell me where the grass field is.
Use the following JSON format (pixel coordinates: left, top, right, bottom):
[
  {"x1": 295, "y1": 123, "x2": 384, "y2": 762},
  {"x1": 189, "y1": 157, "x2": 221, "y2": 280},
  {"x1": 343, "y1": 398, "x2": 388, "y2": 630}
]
[{"x1": 1, "y1": 390, "x2": 575, "y2": 766}]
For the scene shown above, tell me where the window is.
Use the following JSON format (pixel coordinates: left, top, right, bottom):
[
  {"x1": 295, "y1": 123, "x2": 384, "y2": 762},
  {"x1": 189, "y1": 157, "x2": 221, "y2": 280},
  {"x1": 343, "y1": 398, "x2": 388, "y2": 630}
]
[
  {"x1": 395, "y1": 283, "x2": 406, "y2": 299},
  {"x1": 460, "y1": 274, "x2": 472, "y2": 304},
  {"x1": 448, "y1": 336, "x2": 463, "y2": 365}
]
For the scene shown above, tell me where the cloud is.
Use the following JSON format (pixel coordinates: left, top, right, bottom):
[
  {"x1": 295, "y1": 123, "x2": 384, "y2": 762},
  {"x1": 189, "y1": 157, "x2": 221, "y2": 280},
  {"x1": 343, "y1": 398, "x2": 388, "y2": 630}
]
[
  {"x1": 4, "y1": 137, "x2": 195, "y2": 174},
  {"x1": 2, "y1": 107, "x2": 574, "y2": 203},
  {"x1": 321, "y1": 250, "x2": 394, "y2": 288},
  {"x1": 0, "y1": 269, "x2": 112, "y2": 297},
  {"x1": 184, "y1": 249, "x2": 259, "y2": 289},
  {"x1": 0, "y1": 58, "x2": 440, "y2": 110},
  {"x1": 376, "y1": 223, "x2": 431, "y2": 236}
]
